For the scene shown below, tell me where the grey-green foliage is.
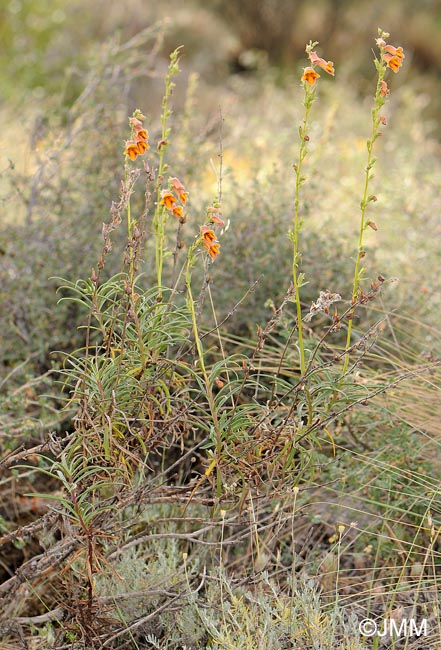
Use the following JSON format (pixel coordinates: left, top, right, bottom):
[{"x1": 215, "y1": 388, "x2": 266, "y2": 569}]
[
  {"x1": 95, "y1": 505, "x2": 209, "y2": 648},
  {"x1": 191, "y1": 572, "x2": 365, "y2": 649}
]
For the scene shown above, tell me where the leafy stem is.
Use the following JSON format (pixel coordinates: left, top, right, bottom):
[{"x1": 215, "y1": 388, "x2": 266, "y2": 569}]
[
  {"x1": 342, "y1": 42, "x2": 388, "y2": 375},
  {"x1": 153, "y1": 47, "x2": 182, "y2": 295},
  {"x1": 292, "y1": 80, "x2": 316, "y2": 376}
]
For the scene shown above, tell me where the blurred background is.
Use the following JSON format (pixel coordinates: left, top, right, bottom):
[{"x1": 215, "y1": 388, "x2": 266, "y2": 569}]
[
  {"x1": 1, "y1": 0, "x2": 440, "y2": 380},
  {"x1": 2, "y1": 0, "x2": 441, "y2": 114}
]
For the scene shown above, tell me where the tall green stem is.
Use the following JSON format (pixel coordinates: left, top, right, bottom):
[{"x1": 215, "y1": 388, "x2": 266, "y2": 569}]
[
  {"x1": 292, "y1": 84, "x2": 315, "y2": 376},
  {"x1": 342, "y1": 55, "x2": 387, "y2": 375},
  {"x1": 125, "y1": 170, "x2": 136, "y2": 285},
  {"x1": 153, "y1": 48, "x2": 181, "y2": 294}
]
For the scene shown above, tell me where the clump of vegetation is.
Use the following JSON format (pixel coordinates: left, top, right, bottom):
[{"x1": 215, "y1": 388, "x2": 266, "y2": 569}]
[{"x1": 0, "y1": 15, "x2": 440, "y2": 650}]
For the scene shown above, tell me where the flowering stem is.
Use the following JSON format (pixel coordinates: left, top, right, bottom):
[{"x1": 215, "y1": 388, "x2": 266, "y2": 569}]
[
  {"x1": 342, "y1": 53, "x2": 387, "y2": 375},
  {"x1": 292, "y1": 83, "x2": 315, "y2": 376},
  {"x1": 126, "y1": 171, "x2": 135, "y2": 284},
  {"x1": 153, "y1": 48, "x2": 181, "y2": 295}
]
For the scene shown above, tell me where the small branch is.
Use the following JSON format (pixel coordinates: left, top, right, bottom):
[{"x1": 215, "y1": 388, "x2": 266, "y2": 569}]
[{"x1": 16, "y1": 607, "x2": 65, "y2": 625}]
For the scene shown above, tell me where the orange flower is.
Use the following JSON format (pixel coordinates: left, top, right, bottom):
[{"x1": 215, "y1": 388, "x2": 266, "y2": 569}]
[
  {"x1": 301, "y1": 67, "x2": 320, "y2": 85},
  {"x1": 124, "y1": 140, "x2": 140, "y2": 161},
  {"x1": 200, "y1": 225, "x2": 216, "y2": 242},
  {"x1": 160, "y1": 191, "x2": 177, "y2": 210},
  {"x1": 207, "y1": 242, "x2": 220, "y2": 260},
  {"x1": 308, "y1": 51, "x2": 335, "y2": 75},
  {"x1": 135, "y1": 128, "x2": 148, "y2": 141},
  {"x1": 172, "y1": 205, "x2": 184, "y2": 219},
  {"x1": 170, "y1": 177, "x2": 185, "y2": 192},
  {"x1": 135, "y1": 139, "x2": 149, "y2": 154},
  {"x1": 129, "y1": 117, "x2": 144, "y2": 131},
  {"x1": 200, "y1": 225, "x2": 220, "y2": 260},
  {"x1": 207, "y1": 205, "x2": 225, "y2": 228},
  {"x1": 384, "y1": 45, "x2": 405, "y2": 61},
  {"x1": 211, "y1": 213, "x2": 225, "y2": 227},
  {"x1": 170, "y1": 178, "x2": 188, "y2": 203},
  {"x1": 383, "y1": 54, "x2": 403, "y2": 73},
  {"x1": 207, "y1": 207, "x2": 225, "y2": 227},
  {"x1": 380, "y1": 80, "x2": 389, "y2": 97},
  {"x1": 382, "y1": 45, "x2": 404, "y2": 73},
  {"x1": 124, "y1": 111, "x2": 149, "y2": 160}
]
